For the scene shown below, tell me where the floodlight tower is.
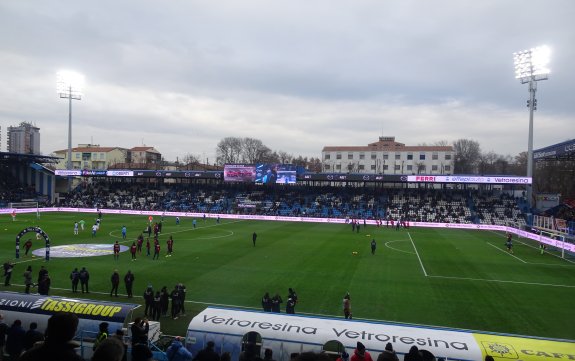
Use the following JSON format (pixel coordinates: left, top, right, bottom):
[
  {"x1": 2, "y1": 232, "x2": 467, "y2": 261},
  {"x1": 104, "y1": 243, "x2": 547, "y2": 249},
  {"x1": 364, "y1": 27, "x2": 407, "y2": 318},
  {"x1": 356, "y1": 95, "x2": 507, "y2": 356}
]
[
  {"x1": 57, "y1": 70, "x2": 85, "y2": 192},
  {"x1": 513, "y1": 46, "x2": 550, "y2": 209}
]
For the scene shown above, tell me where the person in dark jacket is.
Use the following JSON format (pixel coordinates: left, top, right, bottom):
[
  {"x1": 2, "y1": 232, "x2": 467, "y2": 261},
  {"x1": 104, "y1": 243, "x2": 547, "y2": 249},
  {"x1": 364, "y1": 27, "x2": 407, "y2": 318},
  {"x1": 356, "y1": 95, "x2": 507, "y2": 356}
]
[
  {"x1": 403, "y1": 346, "x2": 423, "y2": 361},
  {"x1": 193, "y1": 340, "x2": 220, "y2": 361},
  {"x1": 93, "y1": 322, "x2": 109, "y2": 351},
  {"x1": 124, "y1": 270, "x2": 135, "y2": 298},
  {"x1": 130, "y1": 318, "x2": 149, "y2": 347},
  {"x1": 91, "y1": 337, "x2": 125, "y2": 361},
  {"x1": 376, "y1": 343, "x2": 398, "y2": 361},
  {"x1": 37, "y1": 273, "x2": 51, "y2": 295},
  {"x1": 0, "y1": 313, "x2": 7, "y2": 358},
  {"x1": 285, "y1": 297, "x2": 296, "y2": 314},
  {"x1": 23, "y1": 266, "x2": 33, "y2": 294},
  {"x1": 23, "y1": 322, "x2": 44, "y2": 351},
  {"x1": 166, "y1": 336, "x2": 193, "y2": 361},
  {"x1": 110, "y1": 270, "x2": 120, "y2": 297},
  {"x1": 18, "y1": 312, "x2": 83, "y2": 361},
  {"x1": 261, "y1": 292, "x2": 271, "y2": 312},
  {"x1": 178, "y1": 283, "x2": 187, "y2": 316},
  {"x1": 160, "y1": 286, "x2": 170, "y2": 316},
  {"x1": 170, "y1": 285, "x2": 181, "y2": 319},
  {"x1": 152, "y1": 291, "x2": 162, "y2": 321},
  {"x1": 79, "y1": 267, "x2": 90, "y2": 293},
  {"x1": 143, "y1": 286, "x2": 154, "y2": 317},
  {"x1": 271, "y1": 294, "x2": 282, "y2": 313},
  {"x1": 70, "y1": 268, "x2": 80, "y2": 293},
  {"x1": 6, "y1": 319, "x2": 26, "y2": 359}
]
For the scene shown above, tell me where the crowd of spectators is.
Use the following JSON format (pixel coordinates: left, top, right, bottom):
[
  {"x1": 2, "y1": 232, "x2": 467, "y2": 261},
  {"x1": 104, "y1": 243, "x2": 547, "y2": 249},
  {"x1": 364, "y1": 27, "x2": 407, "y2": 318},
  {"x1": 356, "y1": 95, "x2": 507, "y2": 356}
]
[
  {"x1": 54, "y1": 182, "x2": 527, "y2": 226},
  {"x1": 0, "y1": 172, "x2": 530, "y2": 226},
  {"x1": 0, "y1": 172, "x2": 40, "y2": 208}
]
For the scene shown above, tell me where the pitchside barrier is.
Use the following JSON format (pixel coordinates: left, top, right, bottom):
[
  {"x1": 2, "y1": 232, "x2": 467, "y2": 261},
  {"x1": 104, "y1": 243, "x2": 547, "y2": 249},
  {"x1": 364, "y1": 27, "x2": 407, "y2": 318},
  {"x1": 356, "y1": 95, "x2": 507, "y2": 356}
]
[
  {"x1": 2, "y1": 207, "x2": 574, "y2": 254},
  {"x1": 185, "y1": 307, "x2": 575, "y2": 361},
  {"x1": 0, "y1": 291, "x2": 141, "y2": 359}
]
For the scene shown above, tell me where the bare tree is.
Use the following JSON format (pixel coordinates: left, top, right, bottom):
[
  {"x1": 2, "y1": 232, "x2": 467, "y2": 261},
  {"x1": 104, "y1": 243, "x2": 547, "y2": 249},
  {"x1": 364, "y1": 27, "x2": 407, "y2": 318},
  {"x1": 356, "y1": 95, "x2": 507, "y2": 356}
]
[
  {"x1": 182, "y1": 153, "x2": 200, "y2": 168},
  {"x1": 216, "y1": 137, "x2": 243, "y2": 165},
  {"x1": 242, "y1": 137, "x2": 266, "y2": 163},
  {"x1": 478, "y1": 151, "x2": 498, "y2": 174},
  {"x1": 453, "y1": 139, "x2": 481, "y2": 174},
  {"x1": 277, "y1": 151, "x2": 293, "y2": 164}
]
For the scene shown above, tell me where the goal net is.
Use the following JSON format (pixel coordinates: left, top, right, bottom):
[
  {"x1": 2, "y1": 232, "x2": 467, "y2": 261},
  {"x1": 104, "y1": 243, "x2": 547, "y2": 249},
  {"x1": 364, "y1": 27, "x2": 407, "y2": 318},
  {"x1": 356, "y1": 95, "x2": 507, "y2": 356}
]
[
  {"x1": 8, "y1": 202, "x2": 41, "y2": 219},
  {"x1": 510, "y1": 217, "x2": 575, "y2": 260},
  {"x1": 8, "y1": 201, "x2": 39, "y2": 210}
]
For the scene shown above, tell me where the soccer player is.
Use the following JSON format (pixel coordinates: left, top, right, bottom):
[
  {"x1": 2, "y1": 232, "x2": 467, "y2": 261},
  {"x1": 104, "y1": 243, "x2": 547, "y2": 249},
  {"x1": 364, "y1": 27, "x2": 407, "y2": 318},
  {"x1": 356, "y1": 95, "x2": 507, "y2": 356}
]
[
  {"x1": 506, "y1": 233, "x2": 514, "y2": 254},
  {"x1": 24, "y1": 239, "x2": 33, "y2": 256},
  {"x1": 130, "y1": 242, "x2": 137, "y2": 261},
  {"x1": 153, "y1": 242, "x2": 161, "y2": 260},
  {"x1": 11, "y1": 210, "x2": 16, "y2": 221},
  {"x1": 371, "y1": 239, "x2": 377, "y2": 255},
  {"x1": 540, "y1": 243, "x2": 547, "y2": 255},
  {"x1": 79, "y1": 219, "x2": 85, "y2": 231},
  {"x1": 192, "y1": 219, "x2": 197, "y2": 229},
  {"x1": 137, "y1": 234, "x2": 144, "y2": 254},
  {"x1": 92, "y1": 224, "x2": 98, "y2": 237},
  {"x1": 176, "y1": 216, "x2": 180, "y2": 225},
  {"x1": 166, "y1": 236, "x2": 174, "y2": 257},
  {"x1": 74, "y1": 222, "x2": 79, "y2": 235},
  {"x1": 146, "y1": 238, "x2": 151, "y2": 257},
  {"x1": 121, "y1": 226, "x2": 127, "y2": 240},
  {"x1": 113, "y1": 241, "x2": 121, "y2": 261},
  {"x1": 252, "y1": 232, "x2": 257, "y2": 246}
]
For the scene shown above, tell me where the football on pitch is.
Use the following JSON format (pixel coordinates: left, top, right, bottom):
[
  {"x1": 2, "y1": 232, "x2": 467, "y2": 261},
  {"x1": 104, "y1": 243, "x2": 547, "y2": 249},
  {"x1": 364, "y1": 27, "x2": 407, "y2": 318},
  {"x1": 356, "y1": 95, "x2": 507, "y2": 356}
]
[{"x1": 352, "y1": 251, "x2": 358, "y2": 255}]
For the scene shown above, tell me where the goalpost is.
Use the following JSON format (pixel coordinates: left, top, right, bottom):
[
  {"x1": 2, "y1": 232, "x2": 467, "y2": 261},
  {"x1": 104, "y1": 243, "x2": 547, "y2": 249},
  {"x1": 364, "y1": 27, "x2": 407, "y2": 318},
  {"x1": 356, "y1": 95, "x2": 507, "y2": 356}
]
[
  {"x1": 8, "y1": 201, "x2": 41, "y2": 219},
  {"x1": 514, "y1": 216, "x2": 575, "y2": 260}
]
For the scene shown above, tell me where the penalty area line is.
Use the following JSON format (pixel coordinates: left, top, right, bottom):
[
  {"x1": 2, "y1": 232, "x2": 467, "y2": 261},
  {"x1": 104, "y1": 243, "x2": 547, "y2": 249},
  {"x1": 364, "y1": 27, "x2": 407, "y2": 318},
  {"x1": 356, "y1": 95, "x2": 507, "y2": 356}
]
[
  {"x1": 486, "y1": 242, "x2": 527, "y2": 263},
  {"x1": 408, "y1": 232, "x2": 428, "y2": 277},
  {"x1": 427, "y1": 275, "x2": 575, "y2": 289}
]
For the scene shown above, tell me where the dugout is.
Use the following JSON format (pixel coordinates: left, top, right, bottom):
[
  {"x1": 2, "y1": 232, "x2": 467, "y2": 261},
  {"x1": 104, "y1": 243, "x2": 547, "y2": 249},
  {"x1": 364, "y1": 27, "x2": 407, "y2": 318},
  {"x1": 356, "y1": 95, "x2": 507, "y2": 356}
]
[
  {"x1": 0, "y1": 291, "x2": 140, "y2": 357},
  {"x1": 185, "y1": 307, "x2": 575, "y2": 361}
]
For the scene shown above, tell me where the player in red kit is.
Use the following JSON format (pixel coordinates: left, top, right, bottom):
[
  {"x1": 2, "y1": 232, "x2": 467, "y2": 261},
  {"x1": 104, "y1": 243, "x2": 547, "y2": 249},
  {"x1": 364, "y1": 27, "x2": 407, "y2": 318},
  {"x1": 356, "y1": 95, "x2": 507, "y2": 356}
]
[
  {"x1": 113, "y1": 241, "x2": 121, "y2": 261},
  {"x1": 166, "y1": 236, "x2": 174, "y2": 257},
  {"x1": 130, "y1": 242, "x2": 137, "y2": 261},
  {"x1": 153, "y1": 242, "x2": 161, "y2": 260}
]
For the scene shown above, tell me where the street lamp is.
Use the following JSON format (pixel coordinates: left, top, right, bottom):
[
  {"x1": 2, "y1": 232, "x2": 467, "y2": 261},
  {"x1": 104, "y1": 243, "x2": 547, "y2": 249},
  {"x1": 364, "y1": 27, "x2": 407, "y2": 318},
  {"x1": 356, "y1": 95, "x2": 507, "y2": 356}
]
[
  {"x1": 57, "y1": 70, "x2": 84, "y2": 192},
  {"x1": 513, "y1": 46, "x2": 550, "y2": 209}
]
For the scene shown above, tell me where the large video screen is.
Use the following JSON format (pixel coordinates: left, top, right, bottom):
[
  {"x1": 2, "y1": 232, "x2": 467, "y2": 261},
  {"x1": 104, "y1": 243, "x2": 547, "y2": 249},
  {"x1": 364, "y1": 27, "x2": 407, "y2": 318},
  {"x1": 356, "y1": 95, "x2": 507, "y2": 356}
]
[
  {"x1": 224, "y1": 164, "x2": 256, "y2": 182},
  {"x1": 255, "y1": 164, "x2": 296, "y2": 184}
]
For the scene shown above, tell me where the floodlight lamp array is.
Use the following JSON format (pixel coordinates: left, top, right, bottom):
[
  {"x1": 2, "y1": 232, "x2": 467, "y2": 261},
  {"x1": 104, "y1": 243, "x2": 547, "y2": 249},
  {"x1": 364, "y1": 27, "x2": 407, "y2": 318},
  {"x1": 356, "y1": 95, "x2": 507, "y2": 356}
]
[
  {"x1": 56, "y1": 71, "x2": 85, "y2": 99},
  {"x1": 513, "y1": 46, "x2": 551, "y2": 81}
]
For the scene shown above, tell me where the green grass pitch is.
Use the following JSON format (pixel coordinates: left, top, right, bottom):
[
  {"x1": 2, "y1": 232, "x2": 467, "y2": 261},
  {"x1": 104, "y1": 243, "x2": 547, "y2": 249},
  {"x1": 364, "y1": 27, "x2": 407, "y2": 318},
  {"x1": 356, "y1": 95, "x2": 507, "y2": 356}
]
[{"x1": 1, "y1": 212, "x2": 574, "y2": 340}]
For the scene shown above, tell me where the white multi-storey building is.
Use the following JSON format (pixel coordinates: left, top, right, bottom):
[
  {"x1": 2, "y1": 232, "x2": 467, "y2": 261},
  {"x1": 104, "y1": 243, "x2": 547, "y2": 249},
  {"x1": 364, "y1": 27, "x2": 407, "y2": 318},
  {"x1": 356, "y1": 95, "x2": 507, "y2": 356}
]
[
  {"x1": 7, "y1": 122, "x2": 41, "y2": 154},
  {"x1": 53, "y1": 144, "x2": 163, "y2": 170},
  {"x1": 322, "y1": 136, "x2": 455, "y2": 174}
]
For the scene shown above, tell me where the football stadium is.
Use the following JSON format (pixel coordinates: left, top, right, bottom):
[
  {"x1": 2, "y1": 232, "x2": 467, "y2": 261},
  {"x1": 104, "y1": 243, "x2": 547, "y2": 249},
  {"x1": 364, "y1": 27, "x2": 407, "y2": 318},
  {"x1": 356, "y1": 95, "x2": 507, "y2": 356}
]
[
  {"x1": 2, "y1": 2, "x2": 575, "y2": 360},
  {"x1": 1, "y1": 155, "x2": 574, "y2": 360}
]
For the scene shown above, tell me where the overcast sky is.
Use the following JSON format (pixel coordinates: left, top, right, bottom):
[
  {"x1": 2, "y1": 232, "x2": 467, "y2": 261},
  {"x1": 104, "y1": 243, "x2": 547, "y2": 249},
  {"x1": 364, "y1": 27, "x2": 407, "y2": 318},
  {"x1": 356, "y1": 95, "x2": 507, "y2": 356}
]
[{"x1": 0, "y1": 0, "x2": 573, "y2": 164}]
